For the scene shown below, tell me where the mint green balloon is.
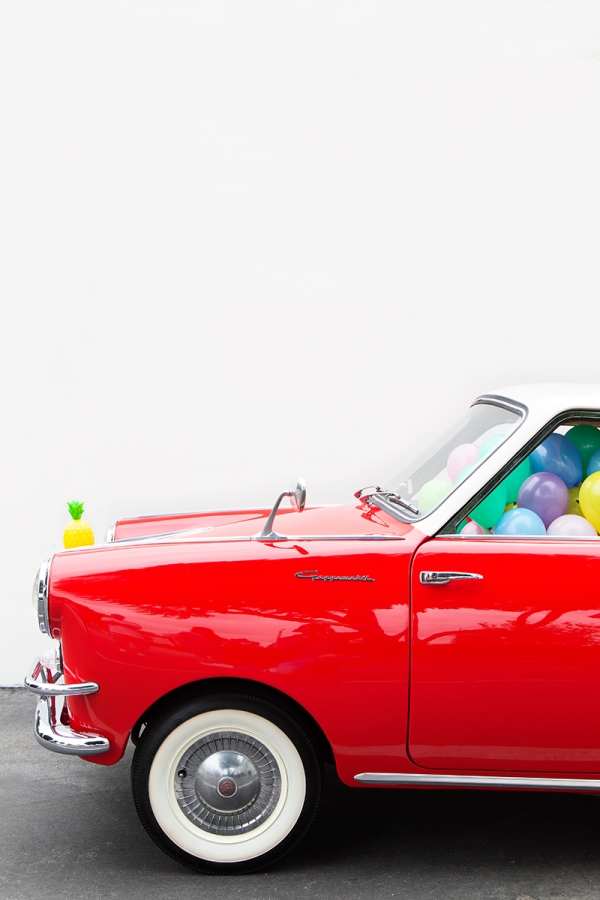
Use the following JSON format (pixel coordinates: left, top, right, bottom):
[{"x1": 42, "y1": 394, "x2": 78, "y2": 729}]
[
  {"x1": 478, "y1": 434, "x2": 505, "y2": 460},
  {"x1": 471, "y1": 481, "x2": 507, "y2": 529},
  {"x1": 419, "y1": 478, "x2": 453, "y2": 513},
  {"x1": 502, "y1": 457, "x2": 532, "y2": 504}
]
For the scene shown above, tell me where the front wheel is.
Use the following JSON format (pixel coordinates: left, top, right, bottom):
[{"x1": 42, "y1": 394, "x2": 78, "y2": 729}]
[{"x1": 131, "y1": 692, "x2": 323, "y2": 874}]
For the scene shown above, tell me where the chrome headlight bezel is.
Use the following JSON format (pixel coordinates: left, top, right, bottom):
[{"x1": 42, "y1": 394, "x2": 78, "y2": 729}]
[{"x1": 32, "y1": 559, "x2": 51, "y2": 635}]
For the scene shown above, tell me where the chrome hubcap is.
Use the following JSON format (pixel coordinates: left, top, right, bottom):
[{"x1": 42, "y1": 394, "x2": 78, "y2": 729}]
[{"x1": 174, "y1": 731, "x2": 281, "y2": 835}]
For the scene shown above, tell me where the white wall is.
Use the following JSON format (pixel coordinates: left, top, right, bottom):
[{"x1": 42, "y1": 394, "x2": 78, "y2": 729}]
[{"x1": 1, "y1": 1, "x2": 600, "y2": 683}]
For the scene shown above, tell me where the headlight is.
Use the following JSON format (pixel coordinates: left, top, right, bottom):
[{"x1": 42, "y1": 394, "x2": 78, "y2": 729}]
[{"x1": 32, "y1": 559, "x2": 51, "y2": 635}]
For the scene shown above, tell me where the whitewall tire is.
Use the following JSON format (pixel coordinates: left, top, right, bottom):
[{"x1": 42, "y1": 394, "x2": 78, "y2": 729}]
[{"x1": 131, "y1": 692, "x2": 323, "y2": 874}]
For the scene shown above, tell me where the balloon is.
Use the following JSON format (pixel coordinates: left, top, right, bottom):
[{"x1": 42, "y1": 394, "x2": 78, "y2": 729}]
[
  {"x1": 494, "y1": 507, "x2": 546, "y2": 536},
  {"x1": 461, "y1": 520, "x2": 489, "y2": 535},
  {"x1": 478, "y1": 434, "x2": 505, "y2": 460},
  {"x1": 530, "y1": 434, "x2": 582, "y2": 488},
  {"x1": 456, "y1": 519, "x2": 467, "y2": 534},
  {"x1": 419, "y1": 478, "x2": 453, "y2": 514},
  {"x1": 565, "y1": 424, "x2": 600, "y2": 479},
  {"x1": 470, "y1": 481, "x2": 507, "y2": 529},
  {"x1": 504, "y1": 503, "x2": 517, "y2": 512},
  {"x1": 579, "y1": 471, "x2": 600, "y2": 532},
  {"x1": 518, "y1": 472, "x2": 569, "y2": 528},
  {"x1": 587, "y1": 447, "x2": 600, "y2": 478},
  {"x1": 456, "y1": 464, "x2": 476, "y2": 485},
  {"x1": 456, "y1": 463, "x2": 507, "y2": 528},
  {"x1": 447, "y1": 443, "x2": 479, "y2": 483},
  {"x1": 502, "y1": 457, "x2": 532, "y2": 504},
  {"x1": 547, "y1": 515, "x2": 597, "y2": 537},
  {"x1": 567, "y1": 486, "x2": 583, "y2": 516}
]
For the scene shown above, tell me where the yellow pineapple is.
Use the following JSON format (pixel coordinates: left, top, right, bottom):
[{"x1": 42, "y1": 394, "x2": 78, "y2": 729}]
[{"x1": 64, "y1": 501, "x2": 94, "y2": 549}]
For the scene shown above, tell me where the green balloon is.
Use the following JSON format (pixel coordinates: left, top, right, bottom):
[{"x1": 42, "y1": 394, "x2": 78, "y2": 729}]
[
  {"x1": 470, "y1": 481, "x2": 507, "y2": 529},
  {"x1": 419, "y1": 478, "x2": 453, "y2": 513},
  {"x1": 502, "y1": 457, "x2": 532, "y2": 504},
  {"x1": 565, "y1": 425, "x2": 600, "y2": 479}
]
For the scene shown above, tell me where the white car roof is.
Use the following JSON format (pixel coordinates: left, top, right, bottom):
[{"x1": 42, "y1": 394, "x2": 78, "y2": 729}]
[{"x1": 487, "y1": 384, "x2": 600, "y2": 415}]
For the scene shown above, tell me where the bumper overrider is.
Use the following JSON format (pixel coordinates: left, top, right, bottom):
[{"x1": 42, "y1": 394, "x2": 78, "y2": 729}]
[{"x1": 24, "y1": 649, "x2": 110, "y2": 756}]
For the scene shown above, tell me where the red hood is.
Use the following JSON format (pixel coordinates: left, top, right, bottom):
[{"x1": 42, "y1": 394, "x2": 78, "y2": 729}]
[{"x1": 112, "y1": 502, "x2": 413, "y2": 541}]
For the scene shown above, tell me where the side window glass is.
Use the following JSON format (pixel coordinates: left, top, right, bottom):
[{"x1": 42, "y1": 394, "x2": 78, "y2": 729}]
[{"x1": 455, "y1": 422, "x2": 600, "y2": 537}]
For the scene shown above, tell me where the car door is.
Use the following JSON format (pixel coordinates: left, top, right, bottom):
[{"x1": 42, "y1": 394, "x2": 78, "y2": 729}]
[{"x1": 409, "y1": 534, "x2": 600, "y2": 773}]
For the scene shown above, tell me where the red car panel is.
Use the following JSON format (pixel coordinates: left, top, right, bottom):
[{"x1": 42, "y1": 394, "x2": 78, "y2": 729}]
[{"x1": 410, "y1": 536, "x2": 600, "y2": 773}]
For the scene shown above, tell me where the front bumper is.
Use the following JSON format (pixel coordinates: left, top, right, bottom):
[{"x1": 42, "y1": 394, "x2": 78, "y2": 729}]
[{"x1": 24, "y1": 655, "x2": 110, "y2": 756}]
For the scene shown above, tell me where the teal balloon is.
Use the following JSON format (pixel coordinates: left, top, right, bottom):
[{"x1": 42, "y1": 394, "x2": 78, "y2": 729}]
[
  {"x1": 478, "y1": 434, "x2": 505, "y2": 460},
  {"x1": 471, "y1": 481, "x2": 507, "y2": 529},
  {"x1": 456, "y1": 463, "x2": 476, "y2": 484},
  {"x1": 457, "y1": 463, "x2": 507, "y2": 528},
  {"x1": 502, "y1": 457, "x2": 532, "y2": 504},
  {"x1": 565, "y1": 425, "x2": 600, "y2": 479}
]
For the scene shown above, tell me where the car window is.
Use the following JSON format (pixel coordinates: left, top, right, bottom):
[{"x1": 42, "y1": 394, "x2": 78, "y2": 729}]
[
  {"x1": 452, "y1": 419, "x2": 600, "y2": 537},
  {"x1": 385, "y1": 401, "x2": 523, "y2": 520}
]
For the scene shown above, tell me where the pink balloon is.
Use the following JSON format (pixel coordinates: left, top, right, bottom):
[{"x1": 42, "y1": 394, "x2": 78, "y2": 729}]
[
  {"x1": 547, "y1": 515, "x2": 597, "y2": 537},
  {"x1": 462, "y1": 520, "x2": 489, "y2": 535},
  {"x1": 447, "y1": 443, "x2": 479, "y2": 483}
]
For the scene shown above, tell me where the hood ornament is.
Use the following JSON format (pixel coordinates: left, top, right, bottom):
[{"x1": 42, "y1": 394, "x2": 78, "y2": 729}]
[{"x1": 257, "y1": 478, "x2": 306, "y2": 541}]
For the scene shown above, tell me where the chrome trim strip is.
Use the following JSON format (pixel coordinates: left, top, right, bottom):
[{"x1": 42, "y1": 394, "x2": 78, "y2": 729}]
[
  {"x1": 253, "y1": 534, "x2": 406, "y2": 542},
  {"x1": 354, "y1": 772, "x2": 600, "y2": 791},
  {"x1": 109, "y1": 533, "x2": 405, "y2": 547},
  {"x1": 24, "y1": 658, "x2": 99, "y2": 697},
  {"x1": 34, "y1": 695, "x2": 110, "y2": 756},
  {"x1": 105, "y1": 524, "x2": 116, "y2": 542}
]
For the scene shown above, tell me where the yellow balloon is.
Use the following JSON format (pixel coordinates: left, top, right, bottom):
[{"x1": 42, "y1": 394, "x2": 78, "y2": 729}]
[
  {"x1": 579, "y1": 473, "x2": 600, "y2": 531},
  {"x1": 567, "y1": 486, "x2": 583, "y2": 517}
]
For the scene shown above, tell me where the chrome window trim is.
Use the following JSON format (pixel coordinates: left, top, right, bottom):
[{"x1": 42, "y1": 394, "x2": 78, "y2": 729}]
[{"x1": 355, "y1": 772, "x2": 600, "y2": 791}]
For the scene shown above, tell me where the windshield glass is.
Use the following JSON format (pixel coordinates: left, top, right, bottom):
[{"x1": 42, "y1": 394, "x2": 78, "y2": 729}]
[{"x1": 383, "y1": 401, "x2": 523, "y2": 518}]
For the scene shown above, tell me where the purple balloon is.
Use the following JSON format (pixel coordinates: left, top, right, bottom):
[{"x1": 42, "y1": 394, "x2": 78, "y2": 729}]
[{"x1": 518, "y1": 472, "x2": 569, "y2": 528}]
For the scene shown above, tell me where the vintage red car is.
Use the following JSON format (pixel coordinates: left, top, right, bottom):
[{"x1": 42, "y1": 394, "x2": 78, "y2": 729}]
[{"x1": 25, "y1": 384, "x2": 600, "y2": 874}]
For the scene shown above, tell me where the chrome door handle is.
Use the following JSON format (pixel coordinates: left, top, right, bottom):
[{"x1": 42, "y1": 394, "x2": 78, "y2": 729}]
[{"x1": 420, "y1": 571, "x2": 483, "y2": 585}]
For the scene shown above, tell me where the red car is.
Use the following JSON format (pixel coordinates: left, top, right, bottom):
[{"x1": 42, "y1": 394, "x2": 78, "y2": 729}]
[{"x1": 25, "y1": 384, "x2": 600, "y2": 874}]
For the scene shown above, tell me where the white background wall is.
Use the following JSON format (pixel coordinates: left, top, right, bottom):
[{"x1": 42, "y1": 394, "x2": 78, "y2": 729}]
[{"x1": 1, "y1": 1, "x2": 600, "y2": 683}]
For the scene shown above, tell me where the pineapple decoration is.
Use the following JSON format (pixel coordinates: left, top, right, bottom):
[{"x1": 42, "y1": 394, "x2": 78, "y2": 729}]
[{"x1": 64, "y1": 501, "x2": 95, "y2": 549}]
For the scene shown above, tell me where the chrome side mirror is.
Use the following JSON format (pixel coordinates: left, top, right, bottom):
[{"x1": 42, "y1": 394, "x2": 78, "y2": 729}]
[
  {"x1": 289, "y1": 478, "x2": 306, "y2": 512},
  {"x1": 257, "y1": 477, "x2": 306, "y2": 540}
]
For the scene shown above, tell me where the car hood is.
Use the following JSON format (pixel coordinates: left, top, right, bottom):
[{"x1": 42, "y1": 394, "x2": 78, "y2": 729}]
[{"x1": 111, "y1": 501, "x2": 413, "y2": 542}]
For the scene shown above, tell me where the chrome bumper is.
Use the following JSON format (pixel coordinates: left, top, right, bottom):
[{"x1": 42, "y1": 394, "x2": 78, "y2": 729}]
[{"x1": 25, "y1": 655, "x2": 110, "y2": 756}]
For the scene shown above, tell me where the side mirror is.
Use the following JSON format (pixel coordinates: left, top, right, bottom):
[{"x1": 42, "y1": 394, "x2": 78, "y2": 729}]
[
  {"x1": 289, "y1": 478, "x2": 306, "y2": 512},
  {"x1": 258, "y1": 477, "x2": 306, "y2": 540}
]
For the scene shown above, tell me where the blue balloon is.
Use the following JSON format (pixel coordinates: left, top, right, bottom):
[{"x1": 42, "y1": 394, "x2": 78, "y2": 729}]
[
  {"x1": 494, "y1": 507, "x2": 546, "y2": 536},
  {"x1": 588, "y1": 448, "x2": 600, "y2": 477},
  {"x1": 529, "y1": 434, "x2": 582, "y2": 488}
]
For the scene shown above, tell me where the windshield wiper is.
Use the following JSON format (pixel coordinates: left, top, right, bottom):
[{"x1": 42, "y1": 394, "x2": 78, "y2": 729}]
[{"x1": 354, "y1": 486, "x2": 419, "y2": 515}]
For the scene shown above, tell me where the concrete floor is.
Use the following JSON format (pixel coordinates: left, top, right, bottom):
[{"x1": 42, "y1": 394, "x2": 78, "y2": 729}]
[{"x1": 3, "y1": 689, "x2": 600, "y2": 900}]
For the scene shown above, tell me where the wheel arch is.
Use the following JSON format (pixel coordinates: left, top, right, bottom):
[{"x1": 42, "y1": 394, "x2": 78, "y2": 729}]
[{"x1": 130, "y1": 677, "x2": 335, "y2": 765}]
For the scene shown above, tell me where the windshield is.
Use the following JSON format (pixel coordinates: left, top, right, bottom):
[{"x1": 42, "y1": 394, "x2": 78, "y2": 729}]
[{"x1": 383, "y1": 401, "x2": 523, "y2": 518}]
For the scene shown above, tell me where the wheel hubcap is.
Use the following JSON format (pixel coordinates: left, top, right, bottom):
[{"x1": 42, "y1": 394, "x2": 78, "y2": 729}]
[{"x1": 174, "y1": 731, "x2": 281, "y2": 835}]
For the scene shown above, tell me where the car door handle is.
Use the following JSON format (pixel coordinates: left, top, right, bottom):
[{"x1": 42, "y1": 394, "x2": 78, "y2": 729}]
[{"x1": 420, "y1": 571, "x2": 483, "y2": 585}]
